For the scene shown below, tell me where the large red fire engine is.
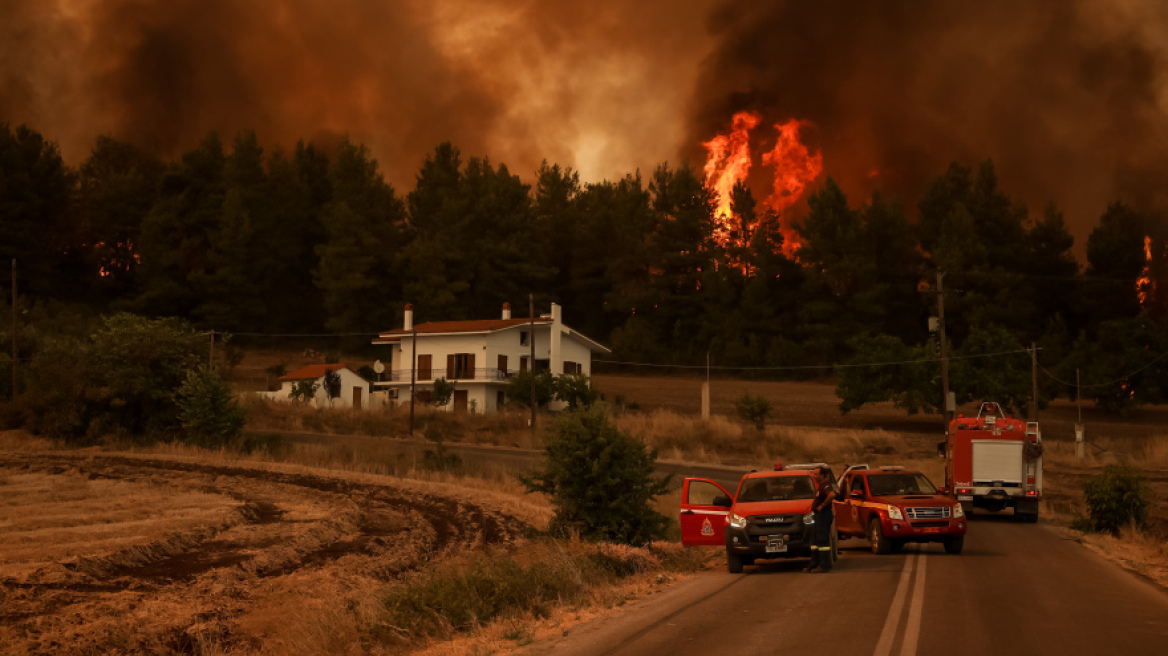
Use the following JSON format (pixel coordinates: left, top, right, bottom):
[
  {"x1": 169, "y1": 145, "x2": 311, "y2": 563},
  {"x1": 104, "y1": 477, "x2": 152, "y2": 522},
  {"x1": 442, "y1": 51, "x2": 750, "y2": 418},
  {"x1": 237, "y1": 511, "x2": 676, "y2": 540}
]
[{"x1": 942, "y1": 401, "x2": 1042, "y2": 522}]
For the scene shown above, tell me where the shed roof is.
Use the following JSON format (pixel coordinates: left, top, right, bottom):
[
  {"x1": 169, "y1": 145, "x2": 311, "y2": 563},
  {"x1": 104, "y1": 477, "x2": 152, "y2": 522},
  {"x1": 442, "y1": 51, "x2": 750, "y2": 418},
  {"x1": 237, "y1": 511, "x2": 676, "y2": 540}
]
[{"x1": 278, "y1": 363, "x2": 347, "y2": 381}]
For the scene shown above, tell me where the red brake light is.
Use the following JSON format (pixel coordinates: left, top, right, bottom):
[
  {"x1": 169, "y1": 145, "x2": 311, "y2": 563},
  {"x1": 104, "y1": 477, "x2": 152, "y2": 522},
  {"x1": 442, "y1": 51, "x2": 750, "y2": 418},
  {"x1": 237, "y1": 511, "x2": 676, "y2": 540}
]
[
  {"x1": 774, "y1": 462, "x2": 784, "y2": 471},
  {"x1": 957, "y1": 488, "x2": 971, "y2": 495},
  {"x1": 1026, "y1": 490, "x2": 1037, "y2": 496}
]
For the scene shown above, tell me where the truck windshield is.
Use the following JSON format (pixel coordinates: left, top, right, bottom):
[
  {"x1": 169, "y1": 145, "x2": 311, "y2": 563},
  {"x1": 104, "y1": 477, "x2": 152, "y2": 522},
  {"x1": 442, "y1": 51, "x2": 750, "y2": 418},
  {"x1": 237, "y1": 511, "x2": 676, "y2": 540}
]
[
  {"x1": 867, "y1": 474, "x2": 937, "y2": 497},
  {"x1": 737, "y1": 476, "x2": 816, "y2": 502}
]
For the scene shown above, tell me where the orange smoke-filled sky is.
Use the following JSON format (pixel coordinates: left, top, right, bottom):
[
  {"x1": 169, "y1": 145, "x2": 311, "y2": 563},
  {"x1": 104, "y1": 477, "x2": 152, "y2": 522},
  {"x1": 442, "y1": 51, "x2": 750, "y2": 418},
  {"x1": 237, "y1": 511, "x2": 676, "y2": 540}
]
[
  {"x1": 2, "y1": 0, "x2": 713, "y2": 187},
  {"x1": 4, "y1": 0, "x2": 1168, "y2": 252}
]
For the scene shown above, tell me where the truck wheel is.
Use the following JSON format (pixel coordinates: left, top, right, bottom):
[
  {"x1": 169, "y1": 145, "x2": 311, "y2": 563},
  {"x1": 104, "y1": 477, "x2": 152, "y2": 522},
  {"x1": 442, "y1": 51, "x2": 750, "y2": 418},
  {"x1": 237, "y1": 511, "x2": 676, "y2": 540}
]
[
  {"x1": 869, "y1": 518, "x2": 891, "y2": 554},
  {"x1": 944, "y1": 536, "x2": 964, "y2": 554},
  {"x1": 727, "y1": 552, "x2": 744, "y2": 574}
]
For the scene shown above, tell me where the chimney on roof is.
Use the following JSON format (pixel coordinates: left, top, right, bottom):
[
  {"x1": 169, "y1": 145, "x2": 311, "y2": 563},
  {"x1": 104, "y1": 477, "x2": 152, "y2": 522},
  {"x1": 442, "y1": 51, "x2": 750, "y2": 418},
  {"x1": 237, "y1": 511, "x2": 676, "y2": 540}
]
[
  {"x1": 404, "y1": 303, "x2": 413, "y2": 331},
  {"x1": 502, "y1": 302, "x2": 511, "y2": 320}
]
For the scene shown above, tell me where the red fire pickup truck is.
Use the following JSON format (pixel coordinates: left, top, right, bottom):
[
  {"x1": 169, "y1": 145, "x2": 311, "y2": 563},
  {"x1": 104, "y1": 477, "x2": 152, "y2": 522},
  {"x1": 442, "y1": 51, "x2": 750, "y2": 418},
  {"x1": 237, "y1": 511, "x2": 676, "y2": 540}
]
[
  {"x1": 680, "y1": 464, "x2": 837, "y2": 573},
  {"x1": 834, "y1": 466, "x2": 967, "y2": 554}
]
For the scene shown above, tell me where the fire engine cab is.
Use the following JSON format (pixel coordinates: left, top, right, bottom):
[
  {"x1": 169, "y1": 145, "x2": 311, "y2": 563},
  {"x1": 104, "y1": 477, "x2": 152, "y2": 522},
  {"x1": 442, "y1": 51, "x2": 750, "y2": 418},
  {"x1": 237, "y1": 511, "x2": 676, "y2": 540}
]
[
  {"x1": 942, "y1": 401, "x2": 1042, "y2": 522},
  {"x1": 679, "y1": 463, "x2": 837, "y2": 573}
]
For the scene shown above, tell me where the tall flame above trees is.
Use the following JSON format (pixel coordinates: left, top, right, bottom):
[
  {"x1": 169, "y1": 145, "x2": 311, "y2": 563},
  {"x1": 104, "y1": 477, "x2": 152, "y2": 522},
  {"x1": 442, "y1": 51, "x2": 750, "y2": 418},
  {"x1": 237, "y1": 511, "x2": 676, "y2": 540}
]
[
  {"x1": 701, "y1": 112, "x2": 822, "y2": 255},
  {"x1": 1137, "y1": 235, "x2": 1154, "y2": 307}
]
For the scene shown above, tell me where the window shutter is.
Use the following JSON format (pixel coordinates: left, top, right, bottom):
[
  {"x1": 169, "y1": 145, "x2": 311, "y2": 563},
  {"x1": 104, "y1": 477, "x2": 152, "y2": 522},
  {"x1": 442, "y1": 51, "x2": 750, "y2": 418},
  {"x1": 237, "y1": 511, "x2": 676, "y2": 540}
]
[
  {"x1": 447, "y1": 354, "x2": 455, "y2": 380},
  {"x1": 467, "y1": 353, "x2": 475, "y2": 378}
]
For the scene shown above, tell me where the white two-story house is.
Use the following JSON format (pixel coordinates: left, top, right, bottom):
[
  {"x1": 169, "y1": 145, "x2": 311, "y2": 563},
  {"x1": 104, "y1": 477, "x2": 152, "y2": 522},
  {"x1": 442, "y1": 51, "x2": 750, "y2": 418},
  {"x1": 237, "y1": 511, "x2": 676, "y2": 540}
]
[{"x1": 372, "y1": 302, "x2": 610, "y2": 413}]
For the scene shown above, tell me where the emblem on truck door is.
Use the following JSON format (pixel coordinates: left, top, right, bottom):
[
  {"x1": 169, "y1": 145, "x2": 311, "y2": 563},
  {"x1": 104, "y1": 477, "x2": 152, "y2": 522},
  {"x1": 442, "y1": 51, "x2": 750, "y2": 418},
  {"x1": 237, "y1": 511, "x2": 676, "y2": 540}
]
[{"x1": 702, "y1": 518, "x2": 714, "y2": 536}]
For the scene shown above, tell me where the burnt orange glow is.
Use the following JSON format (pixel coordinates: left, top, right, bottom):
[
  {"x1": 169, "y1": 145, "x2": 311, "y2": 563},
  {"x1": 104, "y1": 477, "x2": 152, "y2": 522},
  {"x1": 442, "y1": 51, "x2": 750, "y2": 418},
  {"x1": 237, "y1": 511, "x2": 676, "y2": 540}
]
[{"x1": 1137, "y1": 235, "x2": 1153, "y2": 306}]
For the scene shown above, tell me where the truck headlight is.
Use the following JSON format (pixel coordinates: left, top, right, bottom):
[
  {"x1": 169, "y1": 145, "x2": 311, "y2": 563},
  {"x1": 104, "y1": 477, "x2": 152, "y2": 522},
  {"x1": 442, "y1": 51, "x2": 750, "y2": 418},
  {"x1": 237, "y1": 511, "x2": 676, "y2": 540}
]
[
  {"x1": 727, "y1": 512, "x2": 747, "y2": 528},
  {"x1": 803, "y1": 512, "x2": 815, "y2": 525},
  {"x1": 887, "y1": 506, "x2": 904, "y2": 521},
  {"x1": 952, "y1": 504, "x2": 964, "y2": 518}
]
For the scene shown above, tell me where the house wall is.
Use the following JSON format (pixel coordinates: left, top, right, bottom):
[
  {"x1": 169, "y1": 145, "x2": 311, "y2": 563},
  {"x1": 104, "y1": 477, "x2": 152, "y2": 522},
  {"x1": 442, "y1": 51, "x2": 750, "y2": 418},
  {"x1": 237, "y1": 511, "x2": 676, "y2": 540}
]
[
  {"x1": 274, "y1": 368, "x2": 371, "y2": 409},
  {"x1": 378, "y1": 305, "x2": 605, "y2": 414}
]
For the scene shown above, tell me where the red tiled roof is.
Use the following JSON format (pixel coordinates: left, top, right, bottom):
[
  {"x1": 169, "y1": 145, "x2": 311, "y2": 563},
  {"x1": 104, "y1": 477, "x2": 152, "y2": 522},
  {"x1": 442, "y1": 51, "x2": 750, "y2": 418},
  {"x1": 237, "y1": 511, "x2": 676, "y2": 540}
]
[
  {"x1": 279, "y1": 363, "x2": 346, "y2": 381},
  {"x1": 377, "y1": 317, "x2": 549, "y2": 339}
]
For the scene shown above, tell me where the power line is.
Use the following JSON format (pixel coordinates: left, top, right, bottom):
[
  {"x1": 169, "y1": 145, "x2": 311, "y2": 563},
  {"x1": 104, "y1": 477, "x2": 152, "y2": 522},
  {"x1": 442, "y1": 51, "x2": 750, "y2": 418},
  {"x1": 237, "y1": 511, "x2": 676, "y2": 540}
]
[
  {"x1": 1038, "y1": 349, "x2": 1168, "y2": 389},
  {"x1": 596, "y1": 348, "x2": 1031, "y2": 372}
]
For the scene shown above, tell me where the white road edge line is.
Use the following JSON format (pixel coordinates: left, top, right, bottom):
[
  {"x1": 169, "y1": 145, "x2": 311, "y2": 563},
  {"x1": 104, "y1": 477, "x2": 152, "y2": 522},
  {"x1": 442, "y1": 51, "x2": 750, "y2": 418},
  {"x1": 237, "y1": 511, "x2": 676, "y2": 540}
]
[
  {"x1": 873, "y1": 549, "x2": 916, "y2": 656},
  {"x1": 899, "y1": 548, "x2": 928, "y2": 656}
]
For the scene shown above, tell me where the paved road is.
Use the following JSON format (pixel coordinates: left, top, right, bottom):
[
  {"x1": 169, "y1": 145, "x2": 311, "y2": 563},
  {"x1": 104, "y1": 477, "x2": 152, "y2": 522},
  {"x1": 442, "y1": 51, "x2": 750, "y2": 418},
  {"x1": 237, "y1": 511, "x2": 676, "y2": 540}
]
[{"x1": 528, "y1": 516, "x2": 1168, "y2": 655}]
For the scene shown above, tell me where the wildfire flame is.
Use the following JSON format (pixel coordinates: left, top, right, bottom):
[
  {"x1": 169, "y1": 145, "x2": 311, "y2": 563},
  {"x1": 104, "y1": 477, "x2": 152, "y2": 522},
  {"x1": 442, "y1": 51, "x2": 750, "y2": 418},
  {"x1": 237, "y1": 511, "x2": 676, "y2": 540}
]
[
  {"x1": 702, "y1": 111, "x2": 761, "y2": 223},
  {"x1": 701, "y1": 112, "x2": 823, "y2": 255},
  {"x1": 1137, "y1": 235, "x2": 1154, "y2": 306},
  {"x1": 760, "y1": 118, "x2": 823, "y2": 216}
]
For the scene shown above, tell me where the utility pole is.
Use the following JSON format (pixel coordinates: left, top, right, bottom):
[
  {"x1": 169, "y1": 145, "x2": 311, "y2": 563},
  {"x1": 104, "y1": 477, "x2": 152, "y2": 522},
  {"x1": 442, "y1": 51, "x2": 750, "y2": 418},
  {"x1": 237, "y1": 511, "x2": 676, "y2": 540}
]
[
  {"x1": 409, "y1": 323, "x2": 417, "y2": 436},
  {"x1": 1029, "y1": 341, "x2": 1039, "y2": 421},
  {"x1": 937, "y1": 271, "x2": 952, "y2": 424},
  {"x1": 1075, "y1": 368, "x2": 1085, "y2": 459},
  {"x1": 11, "y1": 259, "x2": 16, "y2": 399},
  {"x1": 529, "y1": 293, "x2": 537, "y2": 438}
]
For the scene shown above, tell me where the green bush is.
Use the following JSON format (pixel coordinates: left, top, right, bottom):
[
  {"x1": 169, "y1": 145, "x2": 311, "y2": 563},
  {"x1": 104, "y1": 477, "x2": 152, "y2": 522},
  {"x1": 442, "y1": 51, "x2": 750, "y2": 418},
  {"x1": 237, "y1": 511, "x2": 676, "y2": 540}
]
[
  {"x1": 23, "y1": 313, "x2": 204, "y2": 443},
  {"x1": 521, "y1": 407, "x2": 670, "y2": 545},
  {"x1": 735, "y1": 393, "x2": 772, "y2": 430},
  {"x1": 289, "y1": 379, "x2": 318, "y2": 402},
  {"x1": 421, "y1": 441, "x2": 463, "y2": 472},
  {"x1": 504, "y1": 369, "x2": 555, "y2": 408},
  {"x1": 1082, "y1": 464, "x2": 1151, "y2": 535},
  {"x1": 553, "y1": 373, "x2": 600, "y2": 410},
  {"x1": 176, "y1": 365, "x2": 247, "y2": 448},
  {"x1": 432, "y1": 378, "x2": 456, "y2": 406}
]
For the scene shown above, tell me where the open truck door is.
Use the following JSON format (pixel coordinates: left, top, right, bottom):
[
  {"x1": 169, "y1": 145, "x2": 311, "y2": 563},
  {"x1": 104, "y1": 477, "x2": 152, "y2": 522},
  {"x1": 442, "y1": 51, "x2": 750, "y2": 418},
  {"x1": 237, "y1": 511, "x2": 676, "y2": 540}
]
[{"x1": 680, "y1": 477, "x2": 732, "y2": 546}]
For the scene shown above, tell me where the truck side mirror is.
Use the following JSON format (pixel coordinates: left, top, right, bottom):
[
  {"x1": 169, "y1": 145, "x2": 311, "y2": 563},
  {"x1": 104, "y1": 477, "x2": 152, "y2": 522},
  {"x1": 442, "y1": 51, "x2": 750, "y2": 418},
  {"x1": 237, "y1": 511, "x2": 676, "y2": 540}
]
[
  {"x1": 849, "y1": 490, "x2": 865, "y2": 499},
  {"x1": 712, "y1": 495, "x2": 733, "y2": 508},
  {"x1": 936, "y1": 440, "x2": 947, "y2": 458},
  {"x1": 937, "y1": 486, "x2": 950, "y2": 496}
]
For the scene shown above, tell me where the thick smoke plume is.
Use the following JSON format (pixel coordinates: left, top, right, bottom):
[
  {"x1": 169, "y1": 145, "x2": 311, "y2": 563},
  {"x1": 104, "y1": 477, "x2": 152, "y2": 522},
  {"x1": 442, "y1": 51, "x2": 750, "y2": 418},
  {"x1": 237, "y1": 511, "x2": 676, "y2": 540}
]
[
  {"x1": 1, "y1": 0, "x2": 711, "y2": 187},
  {"x1": 3, "y1": 0, "x2": 1167, "y2": 249},
  {"x1": 687, "y1": 0, "x2": 1168, "y2": 246}
]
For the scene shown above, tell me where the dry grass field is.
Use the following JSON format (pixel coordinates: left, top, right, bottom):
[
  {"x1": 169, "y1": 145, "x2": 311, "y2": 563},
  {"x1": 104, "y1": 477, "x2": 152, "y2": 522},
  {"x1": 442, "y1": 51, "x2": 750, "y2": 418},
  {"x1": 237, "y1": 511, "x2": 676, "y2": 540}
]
[
  {"x1": 0, "y1": 432, "x2": 549, "y2": 655},
  {"x1": 5, "y1": 364, "x2": 1168, "y2": 654}
]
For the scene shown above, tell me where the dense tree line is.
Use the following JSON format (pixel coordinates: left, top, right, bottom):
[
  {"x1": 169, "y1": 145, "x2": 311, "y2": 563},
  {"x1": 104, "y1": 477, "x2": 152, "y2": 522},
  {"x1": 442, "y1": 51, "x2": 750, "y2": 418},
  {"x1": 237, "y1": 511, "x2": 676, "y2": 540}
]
[{"x1": 2, "y1": 123, "x2": 1166, "y2": 414}]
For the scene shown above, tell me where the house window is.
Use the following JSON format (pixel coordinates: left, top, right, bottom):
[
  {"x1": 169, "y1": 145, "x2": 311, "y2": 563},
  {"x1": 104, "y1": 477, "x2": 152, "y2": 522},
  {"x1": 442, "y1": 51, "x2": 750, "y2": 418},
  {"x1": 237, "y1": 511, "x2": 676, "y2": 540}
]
[
  {"x1": 520, "y1": 356, "x2": 528, "y2": 373},
  {"x1": 417, "y1": 354, "x2": 432, "y2": 381},
  {"x1": 534, "y1": 358, "x2": 549, "y2": 373},
  {"x1": 520, "y1": 331, "x2": 529, "y2": 346},
  {"x1": 563, "y1": 361, "x2": 582, "y2": 375},
  {"x1": 447, "y1": 353, "x2": 475, "y2": 379},
  {"x1": 497, "y1": 355, "x2": 508, "y2": 378}
]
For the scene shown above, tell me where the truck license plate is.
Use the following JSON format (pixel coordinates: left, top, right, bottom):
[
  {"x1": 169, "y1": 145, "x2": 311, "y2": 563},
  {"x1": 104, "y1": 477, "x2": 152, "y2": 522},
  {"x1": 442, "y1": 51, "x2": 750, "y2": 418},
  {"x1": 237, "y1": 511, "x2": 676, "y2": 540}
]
[
  {"x1": 923, "y1": 527, "x2": 942, "y2": 534},
  {"x1": 957, "y1": 495, "x2": 973, "y2": 501},
  {"x1": 765, "y1": 535, "x2": 788, "y2": 553}
]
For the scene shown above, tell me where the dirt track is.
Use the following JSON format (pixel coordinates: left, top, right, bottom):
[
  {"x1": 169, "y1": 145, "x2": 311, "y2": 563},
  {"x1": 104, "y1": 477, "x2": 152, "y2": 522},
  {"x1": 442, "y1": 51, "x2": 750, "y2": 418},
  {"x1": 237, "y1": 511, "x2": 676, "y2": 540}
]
[{"x1": 0, "y1": 453, "x2": 531, "y2": 655}]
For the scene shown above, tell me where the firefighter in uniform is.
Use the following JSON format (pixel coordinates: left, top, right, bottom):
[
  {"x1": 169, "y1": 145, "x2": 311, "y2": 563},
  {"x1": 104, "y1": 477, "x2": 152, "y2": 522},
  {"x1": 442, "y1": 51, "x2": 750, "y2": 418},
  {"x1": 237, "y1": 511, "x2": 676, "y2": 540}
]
[{"x1": 804, "y1": 465, "x2": 836, "y2": 573}]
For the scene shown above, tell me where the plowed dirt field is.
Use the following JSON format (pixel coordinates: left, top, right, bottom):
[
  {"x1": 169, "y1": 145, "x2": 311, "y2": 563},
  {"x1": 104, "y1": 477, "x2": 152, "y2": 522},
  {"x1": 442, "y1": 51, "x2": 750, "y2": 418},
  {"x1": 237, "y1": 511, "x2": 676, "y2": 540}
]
[{"x1": 0, "y1": 452, "x2": 533, "y2": 655}]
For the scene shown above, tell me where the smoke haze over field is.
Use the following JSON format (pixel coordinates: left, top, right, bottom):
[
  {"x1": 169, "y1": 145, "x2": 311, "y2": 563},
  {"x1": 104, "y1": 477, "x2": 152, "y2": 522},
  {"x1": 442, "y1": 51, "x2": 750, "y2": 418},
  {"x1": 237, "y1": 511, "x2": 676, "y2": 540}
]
[
  {"x1": 3, "y1": 0, "x2": 1167, "y2": 247},
  {"x1": 1, "y1": 0, "x2": 713, "y2": 185}
]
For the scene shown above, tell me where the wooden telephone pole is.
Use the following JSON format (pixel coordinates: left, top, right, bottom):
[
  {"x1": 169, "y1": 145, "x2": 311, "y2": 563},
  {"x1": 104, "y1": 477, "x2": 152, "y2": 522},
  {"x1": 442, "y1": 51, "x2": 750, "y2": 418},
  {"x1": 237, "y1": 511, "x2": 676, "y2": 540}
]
[
  {"x1": 937, "y1": 271, "x2": 952, "y2": 423},
  {"x1": 10, "y1": 259, "x2": 16, "y2": 399},
  {"x1": 529, "y1": 293, "x2": 537, "y2": 438}
]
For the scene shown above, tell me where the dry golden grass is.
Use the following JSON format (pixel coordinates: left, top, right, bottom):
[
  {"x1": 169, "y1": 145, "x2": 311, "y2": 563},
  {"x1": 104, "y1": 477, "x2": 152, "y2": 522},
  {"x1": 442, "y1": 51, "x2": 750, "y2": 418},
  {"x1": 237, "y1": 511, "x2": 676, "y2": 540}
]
[
  {"x1": 243, "y1": 396, "x2": 544, "y2": 449},
  {"x1": 617, "y1": 408, "x2": 909, "y2": 469},
  {"x1": 1068, "y1": 524, "x2": 1168, "y2": 589}
]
